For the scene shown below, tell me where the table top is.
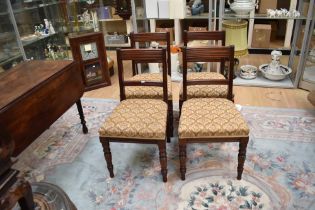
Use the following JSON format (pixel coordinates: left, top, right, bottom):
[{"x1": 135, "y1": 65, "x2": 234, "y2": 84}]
[{"x1": 0, "y1": 60, "x2": 75, "y2": 111}]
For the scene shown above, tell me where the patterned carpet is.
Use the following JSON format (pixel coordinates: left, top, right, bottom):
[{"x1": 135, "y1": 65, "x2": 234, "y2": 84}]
[{"x1": 13, "y1": 98, "x2": 315, "y2": 210}]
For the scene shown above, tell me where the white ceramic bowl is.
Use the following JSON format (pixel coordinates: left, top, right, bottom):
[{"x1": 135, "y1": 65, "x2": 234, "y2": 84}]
[
  {"x1": 230, "y1": 2, "x2": 255, "y2": 16},
  {"x1": 259, "y1": 64, "x2": 292, "y2": 81},
  {"x1": 239, "y1": 65, "x2": 257, "y2": 79}
]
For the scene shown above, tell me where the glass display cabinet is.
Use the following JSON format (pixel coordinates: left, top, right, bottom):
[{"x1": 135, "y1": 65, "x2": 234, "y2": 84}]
[
  {"x1": 218, "y1": 0, "x2": 313, "y2": 88},
  {"x1": 0, "y1": 0, "x2": 23, "y2": 72},
  {"x1": 0, "y1": 0, "x2": 68, "y2": 73},
  {"x1": 65, "y1": 0, "x2": 132, "y2": 48},
  {"x1": 298, "y1": 3, "x2": 315, "y2": 90},
  {"x1": 130, "y1": 0, "x2": 314, "y2": 88}
]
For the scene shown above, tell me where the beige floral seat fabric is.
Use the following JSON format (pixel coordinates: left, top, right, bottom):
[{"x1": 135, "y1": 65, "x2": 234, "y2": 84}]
[
  {"x1": 179, "y1": 98, "x2": 249, "y2": 138},
  {"x1": 180, "y1": 72, "x2": 228, "y2": 99},
  {"x1": 125, "y1": 73, "x2": 172, "y2": 100},
  {"x1": 99, "y1": 99, "x2": 167, "y2": 140}
]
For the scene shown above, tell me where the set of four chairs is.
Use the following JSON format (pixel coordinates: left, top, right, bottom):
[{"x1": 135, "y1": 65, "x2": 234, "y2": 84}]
[{"x1": 98, "y1": 31, "x2": 250, "y2": 182}]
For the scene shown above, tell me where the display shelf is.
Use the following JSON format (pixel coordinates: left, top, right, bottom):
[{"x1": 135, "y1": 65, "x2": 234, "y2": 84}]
[
  {"x1": 0, "y1": 53, "x2": 22, "y2": 65},
  {"x1": 99, "y1": 18, "x2": 124, "y2": 22},
  {"x1": 234, "y1": 75, "x2": 294, "y2": 88},
  {"x1": 136, "y1": 13, "x2": 211, "y2": 20},
  {"x1": 106, "y1": 43, "x2": 130, "y2": 47},
  {"x1": 0, "y1": 11, "x2": 8, "y2": 16},
  {"x1": 185, "y1": 13, "x2": 210, "y2": 19},
  {"x1": 21, "y1": 33, "x2": 59, "y2": 47},
  {"x1": 136, "y1": 17, "x2": 174, "y2": 20},
  {"x1": 223, "y1": 13, "x2": 308, "y2": 20},
  {"x1": 12, "y1": 2, "x2": 59, "y2": 14}
]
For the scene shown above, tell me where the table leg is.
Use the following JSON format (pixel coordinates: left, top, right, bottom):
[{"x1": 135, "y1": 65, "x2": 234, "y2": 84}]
[{"x1": 76, "y1": 99, "x2": 88, "y2": 134}]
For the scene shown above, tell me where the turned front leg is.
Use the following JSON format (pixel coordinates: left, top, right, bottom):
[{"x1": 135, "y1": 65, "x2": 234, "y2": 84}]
[
  {"x1": 158, "y1": 142, "x2": 168, "y2": 182},
  {"x1": 168, "y1": 100, "x2": 174, "y2": 138},
  {"x1": 18, "y1": 180, "x2": 35, "y2": 210},
  {"x1": 237, "y1": 137, "x2": 249, "y2": 180},
  {"x1": 76, "y1": 99, "x2": 88, "y2": 134},
  {"x1": 179, "y1": 140, "x2": 187, "y2": 181},
  {"x1": 100, "y1": 138, "x2": 114, "y2": 178}
]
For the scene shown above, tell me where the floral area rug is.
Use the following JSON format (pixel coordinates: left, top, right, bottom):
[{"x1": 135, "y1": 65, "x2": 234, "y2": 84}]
[{"x1": 13, "y1": 98, "x2": 315, "y2": 210}]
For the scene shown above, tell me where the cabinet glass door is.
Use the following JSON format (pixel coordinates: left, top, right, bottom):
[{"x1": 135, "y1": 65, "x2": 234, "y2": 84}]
[
  {"x1": 299, "y1": 15, "x2": 315, "y2": 90},
  {"x1": 0, "y1": 0, "x2": 23, "y2": 72},
  {"x1": 11, "y1": 0, "x2": 68, "y2": 60}
]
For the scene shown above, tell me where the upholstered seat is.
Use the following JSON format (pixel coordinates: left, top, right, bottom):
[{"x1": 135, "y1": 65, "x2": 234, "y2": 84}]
[
  {"x1": 125, "y1": 73, "x2": 172, "y2": 100},
  {"x1": 99, "y1": 99, "x2": 167, "y2": 140},
  {"x1": 179, "y1": 72, "x2": 228, "y2": 99},
  {"x1": 179, "y1": 98, "x2": 249, "y2": 139}
]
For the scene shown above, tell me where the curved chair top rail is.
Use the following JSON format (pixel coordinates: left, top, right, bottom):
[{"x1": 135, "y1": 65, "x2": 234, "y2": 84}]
[{"x1": 183, "y1": 30, "x2": 226, "y2": 47}]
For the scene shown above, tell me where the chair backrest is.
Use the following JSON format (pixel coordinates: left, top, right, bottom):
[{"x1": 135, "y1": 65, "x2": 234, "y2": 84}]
[
  {"x1": 130, "y1": 32, "x2": 171, "y2": 76},
  {"x1": 117, "y1": 48, "x2": 168, "y2": 102},
  {"x1": 183, "y1": 30, "x2": 226, "y2": 74},
  {"x1": 182, "y1": 46, "x2": 235, "y2": 101},
  {"x1": 183, "y1": 30, "x2": 226, "y2": 47}
]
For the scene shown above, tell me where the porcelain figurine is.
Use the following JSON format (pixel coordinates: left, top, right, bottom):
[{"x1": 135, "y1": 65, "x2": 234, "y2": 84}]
[
  {"x1": 267, "y1": 9, "x2": 300, "y2": 18},
  {"x1": 91, "y1": 10, "x2": 99, "y2": 32},
  {"x1": 44, "y1": 19, "x2": 49, "y2": 34},
  {"x1": 191, "y1": 0, "x2": 204, "y2": 15},
  {"x1": 82, "y1": 10, "x2": 92, "y2": 28},
  {"x1": 49, "y1": 21, "x2": 55, "y2": 34}
]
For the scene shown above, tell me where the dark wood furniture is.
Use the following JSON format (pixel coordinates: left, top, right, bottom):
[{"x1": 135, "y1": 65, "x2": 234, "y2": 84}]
[
  {"x1": 99, "y1": 48, "x2": 169, "y2": 182},
  {"x1": 179, "y1": 46, "x2": 249, "y2": 180},
  {"x1": 130, "y1": 32, "x2": 171, "y2": 76},
  {"x1": 0, "y1": 126, "x2": 34, "y2": 210},
  {"x1": 180, "y1": 30, "x2": 228, "y2": 112},
  {"x1": 69, "y1": 32, "x2": 111, "y2": 91},
  {"x1": 129, "y1": 32, "x2": 173, "y2": 138},
  {"x1": 0, "y1": 60, "x2": 88, "y2": 156}
]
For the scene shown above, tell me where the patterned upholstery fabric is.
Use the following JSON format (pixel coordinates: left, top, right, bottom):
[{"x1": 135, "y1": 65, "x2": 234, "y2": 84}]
[
  {"x1": 125, "y1": 73, "x2": 172, "y2": 100},
  {"x1": 180, "y1": 72, "x2": 228, "y2": 99},
  {"x1": 179, "y1": 98, "x2": 249, "y2": 138},
  {"x1": 99, "y1": 99, "x2": 167, "y2": 140}
]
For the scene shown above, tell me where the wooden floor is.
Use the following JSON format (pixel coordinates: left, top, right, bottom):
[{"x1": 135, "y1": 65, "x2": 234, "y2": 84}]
[{"x1": 84, "y1": 51, "x2": 314, "y2": 109}]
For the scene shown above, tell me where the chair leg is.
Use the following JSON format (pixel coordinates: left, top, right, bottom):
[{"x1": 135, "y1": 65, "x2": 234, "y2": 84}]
[
  {"x1": 166, "y1": 106, "x2": 171, "y2": 143},
  {"x1": 158, "y1": 142, "x2": 167, "y2": 182},
  {"x1": 179, "y1": 140, "x2": 187, "y2": 180},
  {"x1": 18, "y1": 180, "x2": 34, "y2": 210},
  {"x1": 237, "y1": 137, "x2": 249, "y2": 180},
  {"x1": 179, "y1": 99, "x2": 183, "y2": 117},
  {"x1": 100, "y1": 138, "x2": 114, "y2": 178},
  {"x1": 168, "y1": 100, "x2": 174, "y2": 138}
]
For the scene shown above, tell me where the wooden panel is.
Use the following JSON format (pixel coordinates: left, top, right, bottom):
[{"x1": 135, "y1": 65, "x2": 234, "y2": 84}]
[
  {"x1": 118, "y1": 48, "x2": 165, "y2": 62},
  {"x1": 0, "y1": 61, "x2": 84, "y2": 156},
  {"x1": 0, "y1": 60, "x2": 74, "y2": 111},
  {"x1": 184, "y1": 46, "x2": 234, "y2": 62}
]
